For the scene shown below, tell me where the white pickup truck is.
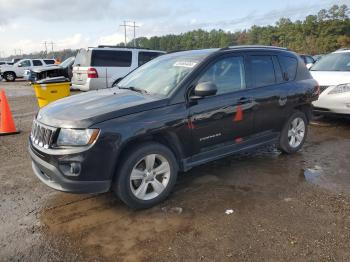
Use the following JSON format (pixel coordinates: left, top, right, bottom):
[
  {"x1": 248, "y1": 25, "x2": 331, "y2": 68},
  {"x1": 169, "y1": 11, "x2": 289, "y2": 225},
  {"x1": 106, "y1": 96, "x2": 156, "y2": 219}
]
[{"x1": 0, "y1": 58, "x2": 55, "y2": 81}]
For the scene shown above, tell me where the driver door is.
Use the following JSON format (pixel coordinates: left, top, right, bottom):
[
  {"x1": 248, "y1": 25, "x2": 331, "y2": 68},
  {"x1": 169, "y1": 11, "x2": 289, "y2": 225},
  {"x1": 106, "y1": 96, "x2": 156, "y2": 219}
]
[
  {"x1": 188, "y1": 54, "x2": 254, "y2": 156},
  {"x1": 17, "y1": 60, "x2": 32, "y2": 76}
]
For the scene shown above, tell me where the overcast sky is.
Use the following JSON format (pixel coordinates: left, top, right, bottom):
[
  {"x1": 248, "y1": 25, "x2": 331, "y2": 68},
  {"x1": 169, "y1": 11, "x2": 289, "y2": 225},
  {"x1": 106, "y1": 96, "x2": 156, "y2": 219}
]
[{"x1": 0, "y1": 0, "x2": 347, "y2": 57}]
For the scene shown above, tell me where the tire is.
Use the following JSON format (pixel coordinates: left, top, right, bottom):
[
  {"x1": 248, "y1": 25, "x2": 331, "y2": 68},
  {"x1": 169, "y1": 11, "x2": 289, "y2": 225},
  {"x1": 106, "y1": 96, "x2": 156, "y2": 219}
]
[
  {"x1": 4, "y1": 72, "x2": 16, "y2": 82},
  {"x1": 113, "y1": 142, "x2": 178, "y2": 209},
  {"x1": 278, "y1": 111, "x2": 308, "y2": 154}
]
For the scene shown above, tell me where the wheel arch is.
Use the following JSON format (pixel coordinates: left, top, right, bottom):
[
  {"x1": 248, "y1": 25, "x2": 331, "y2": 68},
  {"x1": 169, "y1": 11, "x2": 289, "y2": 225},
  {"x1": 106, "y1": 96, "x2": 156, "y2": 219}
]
[
  {"x1": 3, "y1": 71, "x2": 16, "y2": 77},
  {"x1": 112, "y1": 132, "x2": 185, "y2": 181},
  {"x1": 294, "y1": 104, "x2": 313, "y2": 122}
]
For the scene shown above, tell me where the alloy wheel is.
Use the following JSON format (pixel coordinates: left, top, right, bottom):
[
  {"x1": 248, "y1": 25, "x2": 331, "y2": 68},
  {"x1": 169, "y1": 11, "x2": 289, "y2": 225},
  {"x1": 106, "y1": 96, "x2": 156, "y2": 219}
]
[
  {"x1": 130, "y1": 154, "x2": 171, "y2": 200},
  {"x1": 288, "y1": 117, "x2": 305, "y2": 148}
]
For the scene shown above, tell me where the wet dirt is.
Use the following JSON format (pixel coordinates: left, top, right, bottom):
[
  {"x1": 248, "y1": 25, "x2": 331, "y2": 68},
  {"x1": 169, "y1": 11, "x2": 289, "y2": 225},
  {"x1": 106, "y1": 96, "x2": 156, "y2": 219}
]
[{"x1": 1, "y1": 80, "x2": 350, "y2": 261}]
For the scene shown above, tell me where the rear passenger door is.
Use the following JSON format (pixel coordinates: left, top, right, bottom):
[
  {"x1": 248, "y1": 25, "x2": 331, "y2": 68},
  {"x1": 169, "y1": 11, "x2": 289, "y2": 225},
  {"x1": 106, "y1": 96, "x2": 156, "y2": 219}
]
[
  {"x1": 138, "y1": 52, "x2": 164, "y2": 66},
  {"x1": 91, "y1": 50, "x2": 133, "y2": 87},
  {"x1": 33, "y1": 60, "x2": 43, "y2": 67},
  {"x1": 247, "y1": 53, "x2": 289, "y2": 135}
]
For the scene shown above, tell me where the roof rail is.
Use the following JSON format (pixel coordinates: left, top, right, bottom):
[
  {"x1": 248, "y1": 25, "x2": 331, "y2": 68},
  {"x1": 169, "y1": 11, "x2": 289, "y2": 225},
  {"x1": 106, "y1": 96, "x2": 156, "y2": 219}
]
[
  {"x1": 97, "y1": 45, "x2": 150, "y2": 50},
  {"x1": 222, "y1": 45, "x2": 289, "y2": 51},
  {"x1": 336, "y1": 48, "x2": 350, "y2": 51}
]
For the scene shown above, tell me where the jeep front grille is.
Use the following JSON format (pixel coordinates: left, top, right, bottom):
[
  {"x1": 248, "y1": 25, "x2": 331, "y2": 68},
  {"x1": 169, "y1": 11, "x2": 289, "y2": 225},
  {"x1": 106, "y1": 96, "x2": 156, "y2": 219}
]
[{"x1": 31, "y1": 120, "x2": 57, "y2": 149}]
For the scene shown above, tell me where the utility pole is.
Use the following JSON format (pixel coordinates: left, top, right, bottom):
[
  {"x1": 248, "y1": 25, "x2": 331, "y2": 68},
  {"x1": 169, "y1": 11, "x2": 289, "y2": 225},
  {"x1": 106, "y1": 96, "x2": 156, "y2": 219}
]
[
  {"x1": 42, "y1": 41, "x2": 48, "y2": 55},
  {"x1": 120, "y1": 21, "x2": 128, "y2": 46},
  {"x1": 120, "y1": 21, "x2": 139, "y2": 47},
  {"x1": 131, "y1": 21, "x2": 139, "y2": 47},
  {"x1": 49, "y1": 41, "x2": 55, "y2": 53}
]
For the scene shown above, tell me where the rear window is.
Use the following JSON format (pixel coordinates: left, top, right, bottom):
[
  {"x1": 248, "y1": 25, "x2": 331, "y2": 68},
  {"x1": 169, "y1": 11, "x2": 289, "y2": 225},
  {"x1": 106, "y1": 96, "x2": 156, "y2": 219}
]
[
  {"x1": 91, "y1": 50, "x2": 132, "y2": 67},
  {"x1": 74, "y1": 49, "x2": 90, "y2": 67},
  {"x1": 279, "y1": 56, "x2": 298, "y2": 81},
  {"x1": 250, "y1": 56, "x2": 276, "y2": 87},
  {"x1": 33, "y1": 60, "x2": 43, "y2": 66},
  {"x1": 44, "y1": 60, "x2": 55, "y2": 65},
  {"x1": 138, "y1": 52, "x2": 163, "y2": 66}
]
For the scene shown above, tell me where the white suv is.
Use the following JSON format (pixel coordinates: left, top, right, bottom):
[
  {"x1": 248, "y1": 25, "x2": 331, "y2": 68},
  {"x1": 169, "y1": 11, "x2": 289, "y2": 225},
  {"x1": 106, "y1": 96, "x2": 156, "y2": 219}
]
[
  {"x1": 310, "y1": 49, "x2": 350, "y2": 116},
  {"x1": 0, "y1": 58, "x2": 55, "y2": 81},
  {"x1": 71, "y1": 46, "x2": 165, "y2": 91}
]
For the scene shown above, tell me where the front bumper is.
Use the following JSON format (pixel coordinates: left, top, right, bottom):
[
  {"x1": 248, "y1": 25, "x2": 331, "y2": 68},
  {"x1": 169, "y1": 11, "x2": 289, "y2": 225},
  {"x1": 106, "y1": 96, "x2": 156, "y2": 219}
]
[
  {"x1": 312, "y1": 89, "x2": 350, "y2": 115},
  {"x1": 29, "y1": 141, "x2": 111, "y2": 194}
]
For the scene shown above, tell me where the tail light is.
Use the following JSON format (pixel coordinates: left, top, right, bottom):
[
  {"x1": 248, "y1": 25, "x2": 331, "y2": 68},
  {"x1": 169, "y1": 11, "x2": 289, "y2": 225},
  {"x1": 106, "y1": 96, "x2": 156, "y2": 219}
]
[{"x1": 87, "y1": 67, "x2": 98, "y2": 78}]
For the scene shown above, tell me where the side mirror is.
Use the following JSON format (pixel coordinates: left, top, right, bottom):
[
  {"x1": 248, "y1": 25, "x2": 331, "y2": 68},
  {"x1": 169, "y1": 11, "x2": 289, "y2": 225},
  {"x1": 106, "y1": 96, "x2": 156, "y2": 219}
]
[
  {"x1": 17, "y1": 64, "x2": 22, "y2": 67},
  {"x1": 191, "y1": 82, "x2": 217, "y2": 99}
]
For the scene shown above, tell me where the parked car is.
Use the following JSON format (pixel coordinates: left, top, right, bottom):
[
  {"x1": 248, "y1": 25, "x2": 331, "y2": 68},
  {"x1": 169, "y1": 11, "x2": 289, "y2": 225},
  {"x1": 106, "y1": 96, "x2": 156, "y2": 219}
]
[
  {"x1": 0, "y1": 58, "x2": 56, "y2": 81},
  {"x1": 29, "y1": 46, "x2": 318, "y2": 208},
  {"x1": 310, "y1": 49, "x2": 350, "y2": 116},
  {"x1": 300, "y1": 54, "x2": 316, "y2": 69},
  {"x1": 313, "y1": 54, "x2": 324, "y2": 62},
  {"x1": 71, "y1": 46, "x2": 165, "y2": 91},
  {"x1": 23, "y1": 57, "x2": 75, "y2": 82}
]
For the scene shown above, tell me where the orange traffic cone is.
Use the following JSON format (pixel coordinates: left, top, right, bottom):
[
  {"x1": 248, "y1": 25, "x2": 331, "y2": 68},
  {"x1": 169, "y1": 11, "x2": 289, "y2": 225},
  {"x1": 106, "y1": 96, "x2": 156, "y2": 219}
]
[{"x1": 0, "y1": 89, "x2": 20, "y2": 136}]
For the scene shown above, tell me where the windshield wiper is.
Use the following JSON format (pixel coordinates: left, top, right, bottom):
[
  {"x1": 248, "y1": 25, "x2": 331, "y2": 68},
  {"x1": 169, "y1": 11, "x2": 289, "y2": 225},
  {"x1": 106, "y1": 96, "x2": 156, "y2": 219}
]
[{"x1": 118, "y1": 86, "x2": 149, "y2": 95}]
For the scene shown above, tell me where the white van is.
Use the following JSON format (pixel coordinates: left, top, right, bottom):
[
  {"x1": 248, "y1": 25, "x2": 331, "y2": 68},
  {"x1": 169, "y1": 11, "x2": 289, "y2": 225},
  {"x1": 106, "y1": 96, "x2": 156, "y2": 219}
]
[{"x1": 71, "y1": 46, "x2": 165, "y2": 91}]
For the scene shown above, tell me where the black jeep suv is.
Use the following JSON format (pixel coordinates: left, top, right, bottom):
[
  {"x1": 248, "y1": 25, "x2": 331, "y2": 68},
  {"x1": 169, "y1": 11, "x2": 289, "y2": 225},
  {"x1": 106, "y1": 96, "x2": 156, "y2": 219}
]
[{"x1": 29, "y1": 46, "x2": 319, "y2": 208}]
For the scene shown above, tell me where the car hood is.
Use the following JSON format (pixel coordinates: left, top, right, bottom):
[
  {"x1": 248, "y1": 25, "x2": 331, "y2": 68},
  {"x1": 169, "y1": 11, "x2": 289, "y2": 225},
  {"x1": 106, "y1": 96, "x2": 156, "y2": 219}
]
[
  {"x1": 310, "y1": 71, "x2": 350, "y2": 86},
  {"x1": 37, "y1": 88, "x2": 167, "y2": 128},
  {"x1": 32, "y1": 65, "x2": 62, "y2": 73}
]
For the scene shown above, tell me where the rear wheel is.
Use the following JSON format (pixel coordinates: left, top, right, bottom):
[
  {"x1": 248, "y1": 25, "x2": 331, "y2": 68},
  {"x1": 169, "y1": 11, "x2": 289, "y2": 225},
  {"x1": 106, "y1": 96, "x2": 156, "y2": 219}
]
[
  {"x1": 113, "y1": 142, "x2": 178, "y2": 209},
  {"x1": 278, "y1": 111, "x2": 308, "y2": 154},
  {"x1": 4, "y1": 72, "x2": 16, "y2": 82}
]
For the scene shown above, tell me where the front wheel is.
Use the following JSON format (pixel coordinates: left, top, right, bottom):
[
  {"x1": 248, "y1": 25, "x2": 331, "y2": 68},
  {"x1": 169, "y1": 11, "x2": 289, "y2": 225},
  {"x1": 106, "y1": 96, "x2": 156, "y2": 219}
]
[
  {"x1": 278, "y1": 111, "x2": 308, "y2": 154},
  {"x1": 113, "y1": 142, "x2": 178, "y2": 209},
  {"x1": 4, "y1": 72, "x2": 16, "y2": 82}
]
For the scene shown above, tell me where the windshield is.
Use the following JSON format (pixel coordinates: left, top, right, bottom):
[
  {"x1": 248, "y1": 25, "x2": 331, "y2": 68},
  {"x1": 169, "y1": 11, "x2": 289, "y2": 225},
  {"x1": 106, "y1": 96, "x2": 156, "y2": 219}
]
[
  {"x1": 60, "y1": 57, "x2": 75, "y2": 68},
  {"x1": 310, "y1": 52, "x2": 350, "y2": 71},
  {"x1": 117, "y1": 50, "x2": 215, "y2": 96}
]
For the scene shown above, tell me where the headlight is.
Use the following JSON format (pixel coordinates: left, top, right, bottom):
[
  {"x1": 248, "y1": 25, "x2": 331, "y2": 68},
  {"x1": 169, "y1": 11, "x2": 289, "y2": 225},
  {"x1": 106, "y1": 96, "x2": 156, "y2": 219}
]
[
  {"x1": 56, "y1": 128, "x2": 99, "y2": 146},
  {"x1": 328, "y1": 83, "x2": 350, "y2": 94}
]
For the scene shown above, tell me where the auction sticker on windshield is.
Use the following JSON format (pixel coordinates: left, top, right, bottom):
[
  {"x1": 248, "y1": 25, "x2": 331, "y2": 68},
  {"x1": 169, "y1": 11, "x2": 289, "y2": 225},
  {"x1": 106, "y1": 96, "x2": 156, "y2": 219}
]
[{"x1": 173, "y1": 61, "x2": 197, "y2": 68}]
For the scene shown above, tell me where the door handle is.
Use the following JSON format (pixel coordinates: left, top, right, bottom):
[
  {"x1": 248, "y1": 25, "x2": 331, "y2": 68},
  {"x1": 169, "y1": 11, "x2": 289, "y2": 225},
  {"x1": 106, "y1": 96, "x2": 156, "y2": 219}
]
[{"x1": 237, "y1": 97, "x2": 252, "y2": 104}]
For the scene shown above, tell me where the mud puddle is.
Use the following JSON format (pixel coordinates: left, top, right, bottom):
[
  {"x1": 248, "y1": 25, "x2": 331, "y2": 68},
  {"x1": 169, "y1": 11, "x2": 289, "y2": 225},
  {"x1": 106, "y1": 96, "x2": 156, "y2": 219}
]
[{"x1": 41, "y1": 193, "x2": 193, "y2": 261}]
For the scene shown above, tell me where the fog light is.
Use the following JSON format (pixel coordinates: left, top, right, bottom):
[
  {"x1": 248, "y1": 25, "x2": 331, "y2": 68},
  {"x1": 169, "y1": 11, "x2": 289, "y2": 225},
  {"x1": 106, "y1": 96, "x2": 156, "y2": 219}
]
[{"x1": 70, "y1": 163, "x2": 81, "y2": 175}]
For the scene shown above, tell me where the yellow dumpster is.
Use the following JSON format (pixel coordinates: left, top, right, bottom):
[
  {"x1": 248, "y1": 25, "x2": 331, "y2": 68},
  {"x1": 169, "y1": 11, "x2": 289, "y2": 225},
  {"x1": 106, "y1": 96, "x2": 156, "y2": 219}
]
[{"x1": 32, "y1": 76, "x2": 70, "y2": 108}]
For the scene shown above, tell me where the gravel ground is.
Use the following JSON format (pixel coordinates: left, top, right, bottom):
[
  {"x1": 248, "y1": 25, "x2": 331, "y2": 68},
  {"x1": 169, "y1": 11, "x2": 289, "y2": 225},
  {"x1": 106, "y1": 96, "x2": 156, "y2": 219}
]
[{"x1": 1, "y1": 80, "x2": 350, "y2": 261}]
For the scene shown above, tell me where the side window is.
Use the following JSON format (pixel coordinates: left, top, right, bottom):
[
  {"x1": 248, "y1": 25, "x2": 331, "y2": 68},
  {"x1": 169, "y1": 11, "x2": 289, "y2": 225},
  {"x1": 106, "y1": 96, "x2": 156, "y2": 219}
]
[
  {"x1": 19, "y1": 60, "x2": 31, "y2": 67},
  {"x1": 198, "y1": 56, "x2": 246, "y2": 95},
  {"x1": 91, "y1": 50, "x2": 132, "y2": 67},
  {"x1": 33, "y1": 60, "x2": 43, "y2": 66},
  {"x1": 279, "y1": 56, "x2": 298, "y2": 81},
  {"x1": 250, "y1": 56, "x2": 276, "y2": 87},
  {"x1": 138, "y1": 52, "x2": 163, "y2": 66},
  {"x1": 306, "y1": 56, "x2": 315, "y2": 64},
  {"x1": 44, "y1": 60, "x2": 55, "y2": 65}
]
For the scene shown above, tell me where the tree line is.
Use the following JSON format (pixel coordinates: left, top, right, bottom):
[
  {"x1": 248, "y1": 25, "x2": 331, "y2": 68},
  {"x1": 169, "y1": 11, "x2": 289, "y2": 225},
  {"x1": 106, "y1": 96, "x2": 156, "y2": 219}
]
[
  {"x1": 6, "y1": 4, "x2": 350, "y2": 60},
  {"x1": 127, "y1": 4, "x2": 350, "y2": 55}
]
